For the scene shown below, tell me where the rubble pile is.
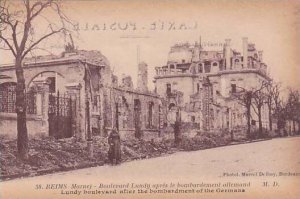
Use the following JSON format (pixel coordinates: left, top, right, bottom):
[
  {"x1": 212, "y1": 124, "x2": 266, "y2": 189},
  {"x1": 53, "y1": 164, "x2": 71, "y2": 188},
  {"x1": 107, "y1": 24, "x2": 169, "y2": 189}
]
[
  {"x1": 1, "y1": 131, "x2": 233, "y2": 180},
  {"x1": 0, "y1": 136, "x2": 108, "y2": 180},
  {"x1": 121, "y1": 137, "x2": 174, "y2": 161},
  {"x1": 179, "y1": 131, "x2": 232, "y2": 151},
  {"x1": 0, "y1": 135, "x2": 175, "y2": 180}
]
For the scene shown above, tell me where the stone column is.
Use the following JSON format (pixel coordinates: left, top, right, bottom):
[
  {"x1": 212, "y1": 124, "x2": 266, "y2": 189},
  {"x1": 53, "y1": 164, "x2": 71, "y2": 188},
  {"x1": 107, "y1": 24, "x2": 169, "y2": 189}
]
[
  {"x1": 33, "y1": 77, "x2": 50, "y2": 136},
  {"x1": 65, "y1": 83, "x2": 83, "y2": 140}
]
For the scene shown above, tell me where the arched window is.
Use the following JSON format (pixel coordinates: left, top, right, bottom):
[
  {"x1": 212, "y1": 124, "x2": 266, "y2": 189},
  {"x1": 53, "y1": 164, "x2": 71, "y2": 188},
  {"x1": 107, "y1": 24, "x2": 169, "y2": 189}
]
[
  {"x1": 168, "y1": 103, "x2": 176, "y2": 110},
  {"x1": 254, "y1": 54, "x2": 258, "y2": 60},
  {"x1": 231, "y1": 84, "x2": 237, "y2": 93},
  {"x1": 204, "y1": 61, "x2": 211, "y2": 73},
  {"x1": 198, "y1": 64, "x2": 203, "y2": 73},
  {"x1": 234, "y1": 59, "x2": 240, "y2": 68},
  {"x1": 166, "y1": 83, "x2": 171, "y2": 95},
  {"x1": 212, "y1": 62, "x2": 218, "y2": 67},
  {"x1": 119, "y1": 96, "x2": 129, "y2": 129},
  {"x1": 191, "y1": 115, "x2": 196, "y2": 123}
]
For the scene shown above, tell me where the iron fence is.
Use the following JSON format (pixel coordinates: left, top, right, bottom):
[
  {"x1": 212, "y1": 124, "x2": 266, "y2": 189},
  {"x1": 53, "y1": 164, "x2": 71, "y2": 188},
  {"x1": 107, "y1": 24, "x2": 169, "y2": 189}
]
[
  {"x1": 0, "y1": 85, "x2": 37, "y2": 114},
  {"x1": 48, "y1": 91, "x2": 74, "y2": 116},
  {"x1": 48, "y1": 91, "x2": 75, "y2": 139}
]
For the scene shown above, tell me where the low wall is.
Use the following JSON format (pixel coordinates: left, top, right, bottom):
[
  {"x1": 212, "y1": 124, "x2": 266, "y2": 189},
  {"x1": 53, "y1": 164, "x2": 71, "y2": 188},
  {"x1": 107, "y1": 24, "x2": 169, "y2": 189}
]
[
  {"x1": 119, "y1": 128, "x2": 136, "y2": 140},
  {"x1": 142, "y1": 129, "x2": 160, "y2": 141},
  {"x1": 0, "y1": 113, "x2": 47, "y2": 139},
  {"x1": 118, "y1": 128, "x2": 160, "y2": 141}
]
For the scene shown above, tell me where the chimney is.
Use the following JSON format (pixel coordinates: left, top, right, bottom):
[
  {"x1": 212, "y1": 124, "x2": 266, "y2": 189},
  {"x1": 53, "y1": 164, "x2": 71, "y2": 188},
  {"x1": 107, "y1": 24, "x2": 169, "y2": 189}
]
[
  {"x1": 242, "y1": 37, "x2": 248, "y2": 68},
  {"x1": 137, "y1": 62, "x2": 148, "y2": 92},
  {"x1": 225, "y1": 39, "x2": 231, "y2": 70},
  {"x1": 192, "y1": 42, "x2": 200, "y2": 62},
  {"x1": 258, "y1": 50, "x2": 263, "y2": 62}
]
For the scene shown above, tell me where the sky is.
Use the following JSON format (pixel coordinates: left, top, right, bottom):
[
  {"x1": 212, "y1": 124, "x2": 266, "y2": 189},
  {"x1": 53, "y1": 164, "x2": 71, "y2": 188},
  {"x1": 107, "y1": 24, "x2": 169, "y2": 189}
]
[{"x1": 1, "y1": 0, "x2": 300, "y2": 91}]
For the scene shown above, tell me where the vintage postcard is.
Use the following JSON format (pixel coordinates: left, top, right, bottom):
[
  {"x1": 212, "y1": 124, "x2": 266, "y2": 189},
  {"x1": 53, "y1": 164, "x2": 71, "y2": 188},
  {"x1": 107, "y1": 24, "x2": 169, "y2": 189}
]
[{"x1": 0, "y1": 0, "x2": 300, "y2": 198}]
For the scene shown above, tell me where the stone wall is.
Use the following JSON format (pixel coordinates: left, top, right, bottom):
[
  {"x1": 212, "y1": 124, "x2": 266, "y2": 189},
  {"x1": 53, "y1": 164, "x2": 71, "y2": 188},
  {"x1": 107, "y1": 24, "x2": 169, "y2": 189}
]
[
  {"x1": 1, "y1": 51, "x2": 165, "y2": 141},
  {"x1": 155, "y1": 75, "x2": 197, "y2": 105},
  {"x1": 0, "y1": 61, "x2": 85, "y2": 92},
  {"x1": 100, "y1": 86, "x2": 163, "y2": 138},
  {"x1": 0, "y1": 113, "x2": 45, "y2": 138},
  {"x1": 0, "y1": 77, "x2": 51, "y2": 138}
]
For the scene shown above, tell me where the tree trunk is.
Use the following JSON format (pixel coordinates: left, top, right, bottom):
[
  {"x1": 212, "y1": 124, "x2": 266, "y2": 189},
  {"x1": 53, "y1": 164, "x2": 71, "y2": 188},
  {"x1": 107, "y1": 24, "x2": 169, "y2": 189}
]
[
  {"x1": 268, "y1": 105, "x2": 272, "y2": 131},
  {"x1": 15, "y1": 59, "x2": 29, "y2": 160},
  {"x1": 292, "y1": 120, "x2": 295, "y2": 134},
  {"x1": 174, "y1": 121, "x2": 181, "y2": 146},
  {"x1": 258, "y1": 107, "x2": 263, "y2": 138},
  {"x1": 246, "y1": 105, "x2": 251, "y2": 139},
  {"x1": 174, "y1": 110, "x2": 182, "y2": 146},
  {"x1": 277, "y1": 117, "x2": 282, "y2": 137}
]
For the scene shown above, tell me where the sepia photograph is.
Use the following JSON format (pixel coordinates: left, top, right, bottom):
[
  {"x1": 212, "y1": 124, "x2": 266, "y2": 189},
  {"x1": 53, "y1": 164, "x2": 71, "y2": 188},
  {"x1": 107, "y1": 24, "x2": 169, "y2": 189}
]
[{"x1": 0, "y1": 0, "x2": 300, "y2": 198}]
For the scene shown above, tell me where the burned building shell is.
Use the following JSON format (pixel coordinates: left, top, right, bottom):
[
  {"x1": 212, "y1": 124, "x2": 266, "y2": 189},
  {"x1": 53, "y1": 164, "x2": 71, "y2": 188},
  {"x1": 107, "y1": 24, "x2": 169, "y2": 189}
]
[
  {"x1": 0, "y1": 50, "x2": 163, "y2": 140},
  {"x1": 154, "y1": 38, "x2": 271, "y2": 135},
  {"x1": 0, "y1": 37, "x2": 272, "y2": 140}
]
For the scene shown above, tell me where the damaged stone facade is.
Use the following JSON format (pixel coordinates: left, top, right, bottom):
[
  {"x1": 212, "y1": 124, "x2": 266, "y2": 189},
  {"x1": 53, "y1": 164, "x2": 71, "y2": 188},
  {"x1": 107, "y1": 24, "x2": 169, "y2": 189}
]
[
  {"x1": 0, "y1": 50, "x2": 163, "y2": 140},
  {"x1": 93, "y1": 61, "x2": 163, "y2": 140},
  {"x1": 0, "y1": 37, "x2": 271, "y2": 140},
  {"x1": 154, "y1": 38, "x2": 271, "y2": 135}
]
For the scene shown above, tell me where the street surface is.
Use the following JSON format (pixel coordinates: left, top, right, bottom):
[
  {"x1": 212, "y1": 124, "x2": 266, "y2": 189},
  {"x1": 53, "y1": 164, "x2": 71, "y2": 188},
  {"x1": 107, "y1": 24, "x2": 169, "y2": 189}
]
[{"x1": 1, "y1": 137, "x2": 300, "y2": 199}]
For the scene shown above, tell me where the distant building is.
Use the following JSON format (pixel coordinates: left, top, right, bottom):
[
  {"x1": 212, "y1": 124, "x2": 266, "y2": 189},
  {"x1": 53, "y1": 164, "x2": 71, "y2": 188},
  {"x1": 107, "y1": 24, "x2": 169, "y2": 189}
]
[{"x1": 154, "y1": 38, "x2": 271, "y2": 134}]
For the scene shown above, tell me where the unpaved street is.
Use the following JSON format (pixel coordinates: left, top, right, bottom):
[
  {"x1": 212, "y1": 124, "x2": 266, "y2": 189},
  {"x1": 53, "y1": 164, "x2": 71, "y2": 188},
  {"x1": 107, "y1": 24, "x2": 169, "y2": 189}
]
[{"x1": 1, "y1": 137, "x2": 300, "y2": 199}]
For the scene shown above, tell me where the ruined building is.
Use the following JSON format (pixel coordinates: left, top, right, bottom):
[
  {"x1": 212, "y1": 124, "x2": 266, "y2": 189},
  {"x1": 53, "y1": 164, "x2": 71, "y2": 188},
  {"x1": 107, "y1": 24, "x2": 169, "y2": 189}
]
[
  {"x1": 0, "y1": 37, "x2": 271, "y2": 140},
  {"x1": 154, "y1": 38, "x2": 271, "y2": 134},
  {"x1": 0, "y1": 49, "x2": 162, "y2": 140}
]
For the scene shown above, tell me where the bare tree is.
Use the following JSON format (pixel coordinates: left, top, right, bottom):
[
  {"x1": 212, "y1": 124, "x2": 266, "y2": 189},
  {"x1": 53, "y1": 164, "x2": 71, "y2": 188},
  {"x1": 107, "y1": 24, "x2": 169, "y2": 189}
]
[
  {"x1": 232, "y1": 81, "x2": 268, "y2": 139},
  {"x1": 251, "y1": 82, "x2": 268, "y2": 138},
  {"x1": 285, "y1": 89, "x2": 300, "y2": 134},
  {"x1": 265, "y1": 81, "x2": 281, "y2": 132},
  {"x1": 277, "y1": 100, "x2": 287, "y2": 136},
  {"x1": 233, "y1": 88, "x2": 254, "y2": 139},
  {"x1": 0, "y1": 0, "x2": 73, "y2": 159}
]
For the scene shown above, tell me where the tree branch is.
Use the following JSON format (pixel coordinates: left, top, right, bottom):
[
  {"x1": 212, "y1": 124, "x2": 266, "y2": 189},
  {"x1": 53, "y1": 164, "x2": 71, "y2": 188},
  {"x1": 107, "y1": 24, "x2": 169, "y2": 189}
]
[
  {"x1": 30, "y1": 0, "x2": 52, "y2": 20},
  {"x1": 11, "y1": 20, "x2": 19, "y2": 52},
  {"x1": 251, "y1": 103, "x2": 258, "y2": 116},
  {"x1": 28, "y1": 46, "x2": 55, "y2": 55},
  {"x1": 0, "y1": 33, "x2": 16, "y2": 56},
  {"x1": 0, "y1": 3, "x2": 14, "y2": 30},
  {"x1": 22, "y1": 28, "x2": 63, "y2": 59},
  {"x1": 0, "y1": 46, "x2": 12, "y2": 50},
  {"x1": 18, "y1": 0, "x2": 31, "y2": 54}
]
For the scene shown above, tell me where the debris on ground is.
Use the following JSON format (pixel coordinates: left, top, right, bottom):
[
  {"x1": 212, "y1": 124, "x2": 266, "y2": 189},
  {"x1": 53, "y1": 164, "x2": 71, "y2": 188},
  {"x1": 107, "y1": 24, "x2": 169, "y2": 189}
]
[{"x1": 0, "y1": 129, "x2": 237, "y2": 180}]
